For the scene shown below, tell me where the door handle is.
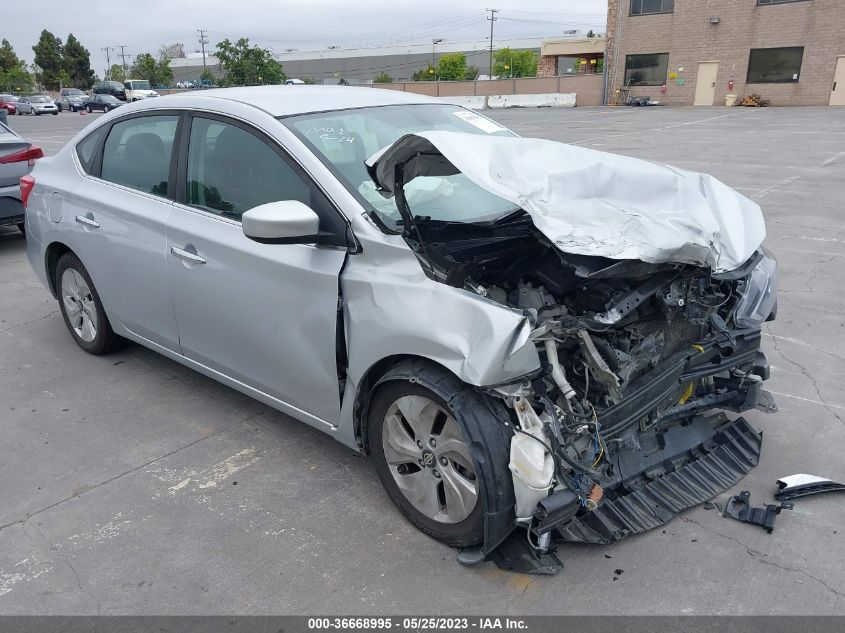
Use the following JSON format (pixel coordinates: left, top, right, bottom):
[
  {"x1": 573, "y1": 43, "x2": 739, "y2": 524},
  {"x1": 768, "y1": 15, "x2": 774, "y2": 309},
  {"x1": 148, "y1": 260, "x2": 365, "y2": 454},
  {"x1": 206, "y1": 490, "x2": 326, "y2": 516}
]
[
  {"x1": 834, "y1": 82, "x2": 838, "y2": 91},
  {"x1": 170, "y1": 246, "x2": 207, "y2": 264},
  {"x1": 75, "y1": 214, "x2": 100, "y2": 228}
]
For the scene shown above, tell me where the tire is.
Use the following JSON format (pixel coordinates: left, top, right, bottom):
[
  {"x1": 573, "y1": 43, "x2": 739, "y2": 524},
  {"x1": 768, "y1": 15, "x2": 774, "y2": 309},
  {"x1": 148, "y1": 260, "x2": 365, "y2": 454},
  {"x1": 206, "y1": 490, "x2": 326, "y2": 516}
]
[
  {"x1": 52, "y1": 111, "x2": 58, "y2": 116},
  {"x1": 367, "y1": 360, "x2": 513, "y2": 548},
  {"x1": 35, "y1": 110, "x2": 40, "y2": 116},
  {"x1": 55, "y1": 253, "x2": 126, "y2": 355},
  {"x1": 87, "y1": 106, "x2": 92, "y2": 113},
  {"x1": 103, "y1": 106, "x2": 110, "y2": 112}
]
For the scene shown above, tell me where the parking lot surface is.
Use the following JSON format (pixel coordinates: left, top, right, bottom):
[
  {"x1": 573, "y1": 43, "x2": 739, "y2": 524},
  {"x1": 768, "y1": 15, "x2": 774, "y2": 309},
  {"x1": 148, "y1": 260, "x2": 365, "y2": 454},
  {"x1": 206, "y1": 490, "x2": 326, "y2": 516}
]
[{"x1": 1, "y1": 105, "x2": 844, "y2": 615}]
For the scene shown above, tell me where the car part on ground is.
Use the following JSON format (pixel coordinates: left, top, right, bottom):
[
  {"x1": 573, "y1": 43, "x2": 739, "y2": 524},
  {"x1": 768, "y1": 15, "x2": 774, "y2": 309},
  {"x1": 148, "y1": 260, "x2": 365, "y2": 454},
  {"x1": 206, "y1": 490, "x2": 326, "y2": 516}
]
[
  {"x1": 775, "y1": 474, "x2": 845, "y2": 501},
  {"x1": 723, "y1": 490, "x2": 792, "y2": 534}
]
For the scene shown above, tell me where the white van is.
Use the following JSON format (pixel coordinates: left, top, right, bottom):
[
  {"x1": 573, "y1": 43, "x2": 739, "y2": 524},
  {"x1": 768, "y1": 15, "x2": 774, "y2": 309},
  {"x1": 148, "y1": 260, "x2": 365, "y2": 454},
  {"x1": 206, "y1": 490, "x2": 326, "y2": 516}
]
[{"x1": 123, "y1": 80, "x2": 160, "y2": 102}]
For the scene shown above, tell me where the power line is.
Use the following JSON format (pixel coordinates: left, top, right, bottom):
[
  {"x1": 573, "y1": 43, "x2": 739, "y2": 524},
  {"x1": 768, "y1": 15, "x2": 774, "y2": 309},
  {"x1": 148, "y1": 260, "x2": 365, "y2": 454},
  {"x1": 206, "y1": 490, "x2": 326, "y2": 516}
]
[
  {"x1": 101, "y1": 46, "x2": 114, "y2": 79},
  {"x1": 117, "y1": 45, "x2": 129, "y2": 76},
  {"x1": 486, "y1": 8, "x2": 498, "y2": 77},
  {"x1": 197, "y1": 29, "x2": 209, "y2": 71}
]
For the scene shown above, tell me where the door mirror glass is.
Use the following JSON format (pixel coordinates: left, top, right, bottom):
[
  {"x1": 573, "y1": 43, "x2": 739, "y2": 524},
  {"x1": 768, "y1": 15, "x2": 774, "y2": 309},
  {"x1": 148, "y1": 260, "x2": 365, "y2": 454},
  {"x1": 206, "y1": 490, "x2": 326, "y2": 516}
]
[{"x1": 242, "y1": 200, "x2": 320, "y2": 242}]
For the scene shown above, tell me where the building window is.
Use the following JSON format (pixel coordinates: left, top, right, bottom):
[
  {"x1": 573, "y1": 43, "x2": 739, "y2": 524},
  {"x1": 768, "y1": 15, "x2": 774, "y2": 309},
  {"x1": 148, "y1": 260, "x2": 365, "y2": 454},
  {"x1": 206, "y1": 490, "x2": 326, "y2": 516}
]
[
  {"x1": 624, "y1": 53, "x2": 669, "y2": 86},
  {"x1": 757, "y1": 0, "x2": 810, "y2": 5},
  {"x1": 747, "y1": 47, "x2": 804, "y2": 83},
  {"x1": 630, "y1": 0, "x2": 674, "y2": 16}
]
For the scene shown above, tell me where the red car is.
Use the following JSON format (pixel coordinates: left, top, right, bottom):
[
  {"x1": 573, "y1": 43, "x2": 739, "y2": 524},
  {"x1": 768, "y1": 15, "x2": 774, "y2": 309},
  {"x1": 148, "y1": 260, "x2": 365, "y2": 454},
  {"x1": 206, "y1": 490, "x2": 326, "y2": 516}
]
[{"x1": 0, "y1": 94, "x2": 19, "y2": 114}]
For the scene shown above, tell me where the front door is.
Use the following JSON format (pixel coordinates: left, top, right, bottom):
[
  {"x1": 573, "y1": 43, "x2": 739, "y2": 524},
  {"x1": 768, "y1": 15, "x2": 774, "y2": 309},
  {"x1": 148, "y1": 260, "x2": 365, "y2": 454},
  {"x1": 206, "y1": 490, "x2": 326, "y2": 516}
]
[
  {"x1": 694, "y1": 62, "x2": 719, "y2": 106},
  {"x1": 166, "y1": 115, "x2": 348, "y2": 426},
  {"x1": 830, "y1": 56, "x2": 845, "y2": 106}
]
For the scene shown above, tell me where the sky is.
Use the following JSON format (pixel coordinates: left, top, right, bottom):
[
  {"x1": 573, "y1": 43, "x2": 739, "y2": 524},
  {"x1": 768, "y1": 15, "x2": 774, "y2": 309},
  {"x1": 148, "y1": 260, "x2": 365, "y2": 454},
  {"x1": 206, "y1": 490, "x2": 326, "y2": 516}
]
[{"x1": 2, "y1": 0, "x2": 607, "y2": 77}]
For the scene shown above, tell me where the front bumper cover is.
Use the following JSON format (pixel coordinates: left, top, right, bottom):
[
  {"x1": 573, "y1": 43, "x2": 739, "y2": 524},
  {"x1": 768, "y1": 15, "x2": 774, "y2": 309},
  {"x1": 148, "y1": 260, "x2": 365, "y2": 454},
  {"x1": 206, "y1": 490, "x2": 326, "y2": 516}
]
[{"x1": 539, "y1": 414, "x2": 762, "y2": 543}]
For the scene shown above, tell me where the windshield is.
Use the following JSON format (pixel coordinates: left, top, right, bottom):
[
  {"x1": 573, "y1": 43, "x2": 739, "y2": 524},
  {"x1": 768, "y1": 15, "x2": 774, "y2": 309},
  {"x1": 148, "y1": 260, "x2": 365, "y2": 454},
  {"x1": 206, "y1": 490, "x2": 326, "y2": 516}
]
[
  {"x1": 65, "y1": 89, "x2": 84, "y2": 95},
  {"x1": 0, "y1": 95, "x2": 18, "y2": 102},
  {"x1": 32, "y1": 96, "x2": 50, "y2": 103},
  {"x1": 128, "y1": 81, "x2": 151, "y2": 90},
  {"x1": 102, "y1": 95, "x2": 119, "y2": 102},
  {"x1": 284, "y1": 104, "x2": 518, "y2": 229}
]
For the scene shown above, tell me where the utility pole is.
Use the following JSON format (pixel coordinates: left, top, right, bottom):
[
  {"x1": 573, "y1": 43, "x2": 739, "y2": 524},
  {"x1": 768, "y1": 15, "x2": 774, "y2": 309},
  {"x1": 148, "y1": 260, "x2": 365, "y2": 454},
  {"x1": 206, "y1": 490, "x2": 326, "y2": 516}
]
[
  {"x1": 197, "y1": 29, "x2": 209, "y2": 73},
  {"x1": 102, "y1": 46, "x2": 114, "y2": 79},
  {"x1": 486, "y1": 8, "x2": 498, "y2": 79},
  {"x1": 117, "y1": 45, "x2": 129, "y2": 77}
]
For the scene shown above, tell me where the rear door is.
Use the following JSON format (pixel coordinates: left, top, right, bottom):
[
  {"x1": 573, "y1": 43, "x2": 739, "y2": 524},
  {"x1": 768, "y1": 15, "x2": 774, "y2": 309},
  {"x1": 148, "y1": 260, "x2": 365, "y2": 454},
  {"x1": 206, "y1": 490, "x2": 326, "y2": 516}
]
[
  {"x1": 166, "y1": 113, "x2": 348, "y2": 426},
  {"x1": 65, "y1": 112, "x2": 181, "y2": 350}
]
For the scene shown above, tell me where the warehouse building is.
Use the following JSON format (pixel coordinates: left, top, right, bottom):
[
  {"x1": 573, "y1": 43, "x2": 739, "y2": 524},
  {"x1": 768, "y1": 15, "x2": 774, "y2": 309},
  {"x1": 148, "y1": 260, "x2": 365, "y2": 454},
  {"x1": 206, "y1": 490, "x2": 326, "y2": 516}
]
[
  {"x1": 170, "y1": 37, "x2": 544, "y2": 85},
  {"x1": 605, "y1": 0, "x2": 845, "y2": 106}
]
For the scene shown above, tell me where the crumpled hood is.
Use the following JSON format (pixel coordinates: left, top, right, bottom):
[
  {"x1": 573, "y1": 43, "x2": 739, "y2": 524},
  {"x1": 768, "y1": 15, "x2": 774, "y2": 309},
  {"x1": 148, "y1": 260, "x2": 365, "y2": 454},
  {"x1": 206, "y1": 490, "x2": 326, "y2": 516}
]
[{"x1": 367, "y1": 131, "x2": 766, "y2": 273}]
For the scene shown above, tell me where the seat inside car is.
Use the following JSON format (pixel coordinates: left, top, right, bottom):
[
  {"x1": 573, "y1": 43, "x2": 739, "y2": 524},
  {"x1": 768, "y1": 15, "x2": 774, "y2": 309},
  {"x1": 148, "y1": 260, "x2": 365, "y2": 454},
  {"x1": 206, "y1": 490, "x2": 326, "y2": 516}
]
[{"x1": 112, "y1": 132, "x2": 169, "y2": 196}]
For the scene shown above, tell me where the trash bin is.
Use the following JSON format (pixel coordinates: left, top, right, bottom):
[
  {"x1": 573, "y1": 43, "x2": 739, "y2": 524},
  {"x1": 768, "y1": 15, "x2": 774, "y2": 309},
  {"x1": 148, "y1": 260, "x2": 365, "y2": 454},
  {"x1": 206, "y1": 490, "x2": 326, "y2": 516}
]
[
  {"x1": 0, "y1": 109, "x2": 7, "y2": 126},
  {"x1": 725, "y1": 94, "x2": 738, "y2": 107}
]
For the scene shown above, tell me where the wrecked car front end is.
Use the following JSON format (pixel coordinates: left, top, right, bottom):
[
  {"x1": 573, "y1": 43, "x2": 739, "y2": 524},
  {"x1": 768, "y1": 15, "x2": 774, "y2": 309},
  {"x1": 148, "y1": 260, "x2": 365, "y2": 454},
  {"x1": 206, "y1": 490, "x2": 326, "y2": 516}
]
[{"x1": 367, "y1": 130, "x2": 778, "y2": 562}]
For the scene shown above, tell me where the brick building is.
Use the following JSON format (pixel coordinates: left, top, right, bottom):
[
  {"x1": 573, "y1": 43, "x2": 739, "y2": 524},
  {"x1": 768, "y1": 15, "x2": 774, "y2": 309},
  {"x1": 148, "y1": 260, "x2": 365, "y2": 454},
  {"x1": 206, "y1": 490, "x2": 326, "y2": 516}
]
[{"x1": 605, "y1": 0, "x2": 845, "y2": 106}]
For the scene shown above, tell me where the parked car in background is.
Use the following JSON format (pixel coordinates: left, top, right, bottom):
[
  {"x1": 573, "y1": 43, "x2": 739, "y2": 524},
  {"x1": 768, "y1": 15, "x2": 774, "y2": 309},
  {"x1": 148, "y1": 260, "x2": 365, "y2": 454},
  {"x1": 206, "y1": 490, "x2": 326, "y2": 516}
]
[
  {"x1": 58, "y1": 88, "x2": 88, "y2": 112},
  {"x1": 285, "y1": 78, "x2": 305, "y2": 85},
  {"x1": 84, "y1": 94, "x2": 123, "y2": 113},
  {"x1": 22, "y1": 88, "x2": 778, "y2": 561},
  {"x1": 176, "y1": 80, "x2": 195, "y2": 89},
  {"x1": 93, "y1": 81, "x2": 127, "y2": 101},
  {"x1": 0, "y1": 119, "x2": 42, "y2": 233},
  {"x1": 16, "y1": 96, "x2": 59, "y2": 116},
  {"x1": 123, "y1": 79, "x2": 159, "y2": 101},
  {"x1": 0, "y1": 94, "x2": 19, "y2": 115}
]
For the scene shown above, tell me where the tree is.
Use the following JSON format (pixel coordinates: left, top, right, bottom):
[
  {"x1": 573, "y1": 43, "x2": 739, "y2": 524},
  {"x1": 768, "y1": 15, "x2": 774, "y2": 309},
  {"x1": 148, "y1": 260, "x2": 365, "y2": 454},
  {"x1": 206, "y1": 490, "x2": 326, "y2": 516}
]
[
  {"x1": 437, "y1": 53, "x2": 467, "y2": 81},
  {"x1": 159, "y1": 43, "x2": 185, "y2": 60},
  {"x1": 108, "y1": 64, "x2": 125, "y2": 82},
  {"x1": 199, "y1": 67, "x2": 215, "y2": 84},
  {"x1": 0, "y1": 39, "x2": 33, "y2": 92},
  {"x1": 32, "y1": 30, "x2": 64, "y2": 90},
  {"x1": 493, "y1": 48, "x2": 538, "y2": 78},
  {"x1": 214, "y1": 38, "x2": 286, "y2": 86},
  {"x1": 412, "y1": 64, "x2": 436, "y2": 81},
  {"x1": 464, "y1": 65, "x2": 480, "y2": 80},
  {"x1": 62, "y1": 34, "x2": 95, "y2": 89},
  {"x1": 129, "y1": 52, "x2": 173, "y2": 86},
  {"x1": 372, "y1": 71, "x2": 392, "y2": 83}
]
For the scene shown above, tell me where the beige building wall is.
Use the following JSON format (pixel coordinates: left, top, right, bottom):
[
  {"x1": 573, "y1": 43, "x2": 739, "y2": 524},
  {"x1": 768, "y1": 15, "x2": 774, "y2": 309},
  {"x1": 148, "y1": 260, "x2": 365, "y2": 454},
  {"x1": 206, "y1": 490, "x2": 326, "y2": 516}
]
[{"x1": 606, "y1": 0, "x2": 845, "y2": 106}]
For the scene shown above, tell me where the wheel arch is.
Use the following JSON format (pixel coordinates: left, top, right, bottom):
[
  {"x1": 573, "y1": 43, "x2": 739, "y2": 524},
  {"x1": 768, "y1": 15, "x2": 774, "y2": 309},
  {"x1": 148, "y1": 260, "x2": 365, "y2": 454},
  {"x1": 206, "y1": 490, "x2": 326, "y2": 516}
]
[{"x1": 44, "y1": 241, "x2": 73, "y2": 298}]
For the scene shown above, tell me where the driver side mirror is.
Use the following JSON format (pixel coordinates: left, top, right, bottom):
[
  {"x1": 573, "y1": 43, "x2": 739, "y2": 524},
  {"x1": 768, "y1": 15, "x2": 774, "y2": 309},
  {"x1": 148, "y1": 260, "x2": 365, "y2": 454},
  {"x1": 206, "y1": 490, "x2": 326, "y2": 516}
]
[{"x1": 241, "y1": 200, "x2": 347, "y2": 247}]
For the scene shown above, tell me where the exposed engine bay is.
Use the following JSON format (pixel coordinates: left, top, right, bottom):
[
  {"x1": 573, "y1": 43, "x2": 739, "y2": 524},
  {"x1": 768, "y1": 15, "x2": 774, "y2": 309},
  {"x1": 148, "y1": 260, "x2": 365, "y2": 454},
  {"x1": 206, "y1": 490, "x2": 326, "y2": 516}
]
[{"x1": 403, "y1": 212, "x2": 777, "y2": 554}]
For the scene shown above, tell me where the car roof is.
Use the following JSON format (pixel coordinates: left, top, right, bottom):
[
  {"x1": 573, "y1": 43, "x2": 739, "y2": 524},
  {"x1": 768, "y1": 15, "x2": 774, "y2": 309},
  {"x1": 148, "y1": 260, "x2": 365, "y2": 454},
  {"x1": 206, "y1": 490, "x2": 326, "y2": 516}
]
[{"x1": 150, "y1": 85, "x2": 441, "y2": 117}]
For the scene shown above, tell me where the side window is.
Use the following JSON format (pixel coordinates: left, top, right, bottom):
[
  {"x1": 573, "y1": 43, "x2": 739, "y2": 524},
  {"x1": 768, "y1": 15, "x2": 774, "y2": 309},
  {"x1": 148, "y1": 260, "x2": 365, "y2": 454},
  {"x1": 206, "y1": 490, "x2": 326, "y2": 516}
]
[
  {"x1": 187, "y1": 117, "x2": 321, "y2": 222},
  {"x1": 101, "y1": 115, "x2": 178, "y2": 197},
  {"x1": 75, "y1": 126, "x2": 106, "y2": 174}
]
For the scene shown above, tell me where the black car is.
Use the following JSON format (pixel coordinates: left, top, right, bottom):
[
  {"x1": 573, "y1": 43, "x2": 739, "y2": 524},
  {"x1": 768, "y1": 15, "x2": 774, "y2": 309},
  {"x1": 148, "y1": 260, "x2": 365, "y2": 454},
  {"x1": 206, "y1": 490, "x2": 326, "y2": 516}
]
[
  {"x1": 84, "y1": 94, "x2": 123, "y2": 113},
  {"x1": 92, "y1": 80, "x2": 127, "y2": 101}
]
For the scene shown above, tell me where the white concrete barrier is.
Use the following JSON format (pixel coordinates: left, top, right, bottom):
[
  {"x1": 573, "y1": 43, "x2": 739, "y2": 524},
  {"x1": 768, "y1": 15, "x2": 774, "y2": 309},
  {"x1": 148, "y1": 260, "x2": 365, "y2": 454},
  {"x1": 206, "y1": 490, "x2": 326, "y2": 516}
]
[
  {"x1": 437, "y1": 95, "x2": 488, "y2": 110},
  {"x1": 438, "y1": 92, "x2": 576, "y2": 109},
  {"x1": 487, "y1": 93, "x2": 576, "y2": 109}
]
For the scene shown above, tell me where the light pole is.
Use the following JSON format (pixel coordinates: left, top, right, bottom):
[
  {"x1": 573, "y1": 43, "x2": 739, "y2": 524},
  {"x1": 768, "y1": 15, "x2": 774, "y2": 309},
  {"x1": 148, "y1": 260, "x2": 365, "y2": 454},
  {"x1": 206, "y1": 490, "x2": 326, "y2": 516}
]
[{"x1": 432, "y1": 38, "x2": 443, "y2": 65}]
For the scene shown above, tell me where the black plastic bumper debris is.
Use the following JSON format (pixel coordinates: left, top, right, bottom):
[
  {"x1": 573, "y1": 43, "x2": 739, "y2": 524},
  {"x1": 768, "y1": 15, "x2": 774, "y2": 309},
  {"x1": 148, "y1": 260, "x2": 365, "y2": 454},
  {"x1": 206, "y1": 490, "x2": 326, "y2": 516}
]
[
  {"x1": 551, "y1": 415, "x2": 763, "y2": 544},
  {"x1": 724, "y1": 490, "x2": 792, "y2": 533}
]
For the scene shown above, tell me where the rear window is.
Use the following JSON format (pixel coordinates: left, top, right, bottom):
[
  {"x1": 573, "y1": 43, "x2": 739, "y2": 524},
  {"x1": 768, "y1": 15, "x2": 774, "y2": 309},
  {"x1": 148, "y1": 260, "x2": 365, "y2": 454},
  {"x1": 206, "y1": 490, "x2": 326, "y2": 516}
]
[{"x1": 75, "y1": 126, "x2": 107, "y2": 174}]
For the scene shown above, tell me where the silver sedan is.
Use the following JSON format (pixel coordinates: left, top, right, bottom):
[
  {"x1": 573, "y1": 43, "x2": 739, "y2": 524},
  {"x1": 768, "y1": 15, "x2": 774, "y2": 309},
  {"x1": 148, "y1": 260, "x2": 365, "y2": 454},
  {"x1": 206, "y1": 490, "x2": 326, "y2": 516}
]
[
  {"x1": 15, "y1": 95, "x2": 59, "y2": 115},
  {"x1": 24, "y1": 87, "x2": 777, "y2": 568}
]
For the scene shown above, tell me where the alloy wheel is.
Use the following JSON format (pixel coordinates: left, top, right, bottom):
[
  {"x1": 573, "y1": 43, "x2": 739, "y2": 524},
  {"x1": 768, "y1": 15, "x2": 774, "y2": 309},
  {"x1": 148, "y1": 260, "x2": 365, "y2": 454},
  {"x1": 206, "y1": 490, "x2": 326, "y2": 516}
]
[
  {"x1": 61, "y1": 268, "x2": 98, "y2": 343},
  {"x1": 381, "y1": 394, "x2": 479, "y2": 524}
]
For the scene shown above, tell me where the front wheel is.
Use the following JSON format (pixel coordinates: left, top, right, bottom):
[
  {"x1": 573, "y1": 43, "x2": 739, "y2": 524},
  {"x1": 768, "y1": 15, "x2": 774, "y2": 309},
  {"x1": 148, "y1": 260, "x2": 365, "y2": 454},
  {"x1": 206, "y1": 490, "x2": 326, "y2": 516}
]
[
  {"x1": 52, "y1": 111, "x2": 58, "y2": 115},
  {"x1": 368, "y1": 361, "x2": 512, "y2": 548},
  {"x1": 86, "y1": 106, "x2": 92, "y2": 113},
  {"x1": 55, "y1": 253, "x2": 126, "y2": 355}
]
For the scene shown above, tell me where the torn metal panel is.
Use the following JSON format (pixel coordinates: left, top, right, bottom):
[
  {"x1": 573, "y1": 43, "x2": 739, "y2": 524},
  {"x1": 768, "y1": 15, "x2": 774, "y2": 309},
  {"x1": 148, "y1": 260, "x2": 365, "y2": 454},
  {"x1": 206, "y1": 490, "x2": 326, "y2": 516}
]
[
  {"x1": 776, "y1": 474, "x2": 845, "y2": 501},
  {"x1": 368, "y1": 132, "x2": 766, "y2": 273}
]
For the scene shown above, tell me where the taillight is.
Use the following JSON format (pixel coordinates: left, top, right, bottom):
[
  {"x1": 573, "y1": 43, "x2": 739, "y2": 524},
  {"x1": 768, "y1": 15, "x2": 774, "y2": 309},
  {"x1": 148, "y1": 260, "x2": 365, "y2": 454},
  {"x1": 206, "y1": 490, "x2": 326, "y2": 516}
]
[
  {"x1": 0, "y1": 146, "x2": 44, "y2": 166},
  {"x1": 20, "y1": 175, "x2": 35, "y2": 209}
]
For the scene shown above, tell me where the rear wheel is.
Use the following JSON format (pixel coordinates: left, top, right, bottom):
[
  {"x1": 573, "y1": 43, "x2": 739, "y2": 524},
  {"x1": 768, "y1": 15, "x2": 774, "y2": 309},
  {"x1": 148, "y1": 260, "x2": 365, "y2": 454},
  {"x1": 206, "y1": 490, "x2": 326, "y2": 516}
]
[
  {"x1": 55, "y1": 253, "x2": 126, "y2": 355},
  {"x1": 368, "y1": 362, "x2": 512, "y2": 547},
  {"x1": 86, "y1": 106, "x2": 92, "y2": 113}
]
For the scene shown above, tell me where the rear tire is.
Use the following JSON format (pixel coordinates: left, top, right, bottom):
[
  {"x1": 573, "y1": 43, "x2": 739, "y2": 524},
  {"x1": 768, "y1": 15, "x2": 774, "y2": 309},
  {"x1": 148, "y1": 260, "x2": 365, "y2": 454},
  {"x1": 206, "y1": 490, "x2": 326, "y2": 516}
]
[
  {"x1": 367, "y1": 361, "x2": 513, "y2": 548},
  {"x1": 87, "y1": 106, "x2": 92, "y2": 113},
  {"x1": 55, "y1": 253, "x2": 126, "y2": 355}
]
